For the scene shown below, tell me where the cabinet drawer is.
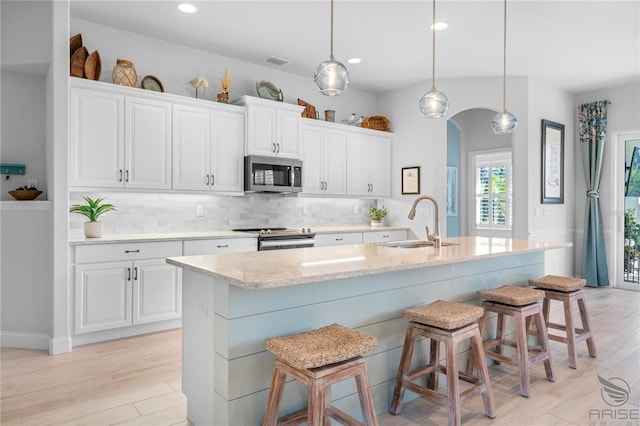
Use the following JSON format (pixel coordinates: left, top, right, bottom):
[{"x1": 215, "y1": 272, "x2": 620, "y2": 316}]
[
  {"x1": 362, "y1": 230, "x2": 408, "y2": 243},
  {"x1": 314, "y1": 232, "x2": 363, "y2": 247},
  {"x1": 75, "y1": 241, "x2": 183, "y2": 264},
  {"x1": 183, "y1": 238, "x2": 257, "y2": 255}
]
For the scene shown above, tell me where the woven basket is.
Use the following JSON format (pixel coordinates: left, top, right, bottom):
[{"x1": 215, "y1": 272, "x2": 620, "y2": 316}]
[
  {"x1": 112, "y1": 59, "x2": 137, "y2": 87},
  {"x1": 362, "y1": 115, "x2": 391, "y2": 132}
]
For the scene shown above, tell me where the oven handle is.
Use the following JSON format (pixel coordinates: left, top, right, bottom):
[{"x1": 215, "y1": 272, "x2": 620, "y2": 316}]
[{"x1": 259, "y1": 239, "x2": 315, "y2": 248}]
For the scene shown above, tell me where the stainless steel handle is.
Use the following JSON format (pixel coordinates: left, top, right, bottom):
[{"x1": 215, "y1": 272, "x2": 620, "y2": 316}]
[
  {"x1": 211, "y1": 174, "x2": 215, "y2": 186},
  {"x1": 276, "y1": 143, "x2": 280, "y2": 153},
  {"x1": 260, "y1": 239, "x2": 315, "y2": 248},
  {"x1": 125, "y1": 170, "x2": 129, "y2": 182},
  {"x1": 336, "y1": 238, "x2": 343, "y2": 241},
  {"x1": 216, "y1": 244, "x2": 229, "y2": 248},
  {"x1": 134, "y1": 266, "x2": 138, "y2": 281},
  {"x1": 125, "y1": 249, "x2": 140, "y2": 253},
  {"x1": 206, "y1": 174, "x2": 210, "y2": 186},
  {"x1": 382, "y1": 234, "x2": 390, "y2": 238},
  {"x1": 119, "y1": 169, "x2": 123, "y2": 182},
  {"x1": 272, "y1": 143, "x2": 276, "y2": 153},
  {"x1": 127, "y1": 267, "x2": 131, "y2": 281}
]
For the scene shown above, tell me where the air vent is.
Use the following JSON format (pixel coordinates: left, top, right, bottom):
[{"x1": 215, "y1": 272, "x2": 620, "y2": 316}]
[{"x1": 264, "y1": 56, "x2": 290, "y2": 66}]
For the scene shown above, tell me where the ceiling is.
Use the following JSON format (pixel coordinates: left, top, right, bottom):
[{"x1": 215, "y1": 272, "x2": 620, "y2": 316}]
[{"x1": 70, "y1": 0, "x2": 640, "y2": 95}]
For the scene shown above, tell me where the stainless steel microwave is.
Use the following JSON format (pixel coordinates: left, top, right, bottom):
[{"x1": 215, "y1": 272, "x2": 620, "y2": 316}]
[{"x1": 244, "y1": 155, "x2": 302, "y2": 193}]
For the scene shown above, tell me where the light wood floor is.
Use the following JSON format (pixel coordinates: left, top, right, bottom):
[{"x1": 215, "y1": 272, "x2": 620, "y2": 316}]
[{"x1": 2, "y1": 287, "x2": 638, "y2": 425}]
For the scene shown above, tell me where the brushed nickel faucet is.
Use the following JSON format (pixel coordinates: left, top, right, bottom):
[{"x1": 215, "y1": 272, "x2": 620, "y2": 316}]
[{"x1": 408, "y1": 195, "x2": 441, "y2": 248}]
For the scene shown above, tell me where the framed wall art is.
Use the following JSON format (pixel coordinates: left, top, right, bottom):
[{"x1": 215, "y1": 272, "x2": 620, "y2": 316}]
[
  {"x1": 541, "y1": 119, "x2": 565, "y2": 204},
  {"x1": 402, "y1": 166, "x2": 420, "y2": 194}
]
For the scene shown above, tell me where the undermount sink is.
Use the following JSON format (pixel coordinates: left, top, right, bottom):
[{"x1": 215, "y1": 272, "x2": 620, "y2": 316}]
[{"x1": 377, "y1": 240, "x2": 459, "y2": 248}]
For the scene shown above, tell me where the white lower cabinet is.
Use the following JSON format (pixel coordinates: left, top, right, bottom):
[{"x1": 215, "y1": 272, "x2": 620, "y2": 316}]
[
  {"x1": 73, "y1": 241, "x2": 182, "y2": 335},
  {"x1": 362, "y1": 230, "x2": 408, "y2": 243},
  {"x1": 183, "y1": 237, "x2": 257, "y2": 255},
  {"x1": 314, "y1": 232, "x2": 363, "y2": 247}
]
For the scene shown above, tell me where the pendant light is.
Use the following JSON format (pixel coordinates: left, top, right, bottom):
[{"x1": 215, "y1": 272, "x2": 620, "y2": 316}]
[
  {"x1": 492, "y1": 0, "x2": 517, "y2": 134},
  {"x1": 419, "y1": 0, "x2": 448, "y2": 118},
  {"x1": 314, "y1": 0, "x2": 349, "y2": 96}
]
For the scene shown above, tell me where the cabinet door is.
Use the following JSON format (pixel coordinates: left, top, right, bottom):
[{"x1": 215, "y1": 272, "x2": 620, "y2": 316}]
[
  {"x1": 362, "y1": 230, "x2": 408, "y2": 243},
  {"x1": 211, "y1": 110, "x2": 245, "y2": 192},
  {"x1": 74, "y1": 261, "x2": 132, "y2": 334},
  {"x1": 276, "y1": 110, "x2": 300, "y2": 158},
  {"x1": 314, "y1": 232, "x2": 363, "y2": 247},
  {"x1": 301, "y1": 125, "x2": 324, "y2": 194},
  {"x1": 323, "y1": 128, "x2": 347, "y2": 195},
  {"x1": 70, "y1": 88, "x2": 124, "y2": 188},
  {"x1": 172, "y1": 104, "x2": 211, "y2": 190},
  {"x1": 368, "y1": 134, "x2": 392, "y2": 197},
  {"x1": 246, "y1": 104, "x2": 277, "y2": 156},
  {"x1": 183, "y1": 238, "x2": 257, "y2": 255},
  {"x1": 346, "y1": 132, "x2": 370, "y2": 196},
  {"x1": 132, "y1": 259, "x2": 182, "y2": 325},
  {"x1": 125, "y1": 97, "x2": 172, "y2": 189}
]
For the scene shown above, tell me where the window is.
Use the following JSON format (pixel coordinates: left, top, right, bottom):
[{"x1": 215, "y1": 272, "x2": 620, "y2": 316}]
[{"x1": 473, "y1": 151, "x2": 512, "y2": 231}]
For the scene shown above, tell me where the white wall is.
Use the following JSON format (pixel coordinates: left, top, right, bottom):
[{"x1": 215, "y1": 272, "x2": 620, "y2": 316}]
[
  {"x1": 0, "y1": 0, "x2": 51, "y2": 69},
  {"x1": 574, "y1": 82, "x2": 640, "y2": 284}
]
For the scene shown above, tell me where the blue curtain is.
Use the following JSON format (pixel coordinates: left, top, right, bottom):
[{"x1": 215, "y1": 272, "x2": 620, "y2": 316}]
[{"x1": 579, "y1": 100, "x2": 610, "y2": 287}]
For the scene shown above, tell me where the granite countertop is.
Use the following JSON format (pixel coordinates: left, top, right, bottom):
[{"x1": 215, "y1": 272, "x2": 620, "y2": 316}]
[
  {"x1": 68, "y1": 225, "x2": 409, "y2": 246},
  {"x1": 166, "y1": 236, "x2": 571, "y2": 290}
]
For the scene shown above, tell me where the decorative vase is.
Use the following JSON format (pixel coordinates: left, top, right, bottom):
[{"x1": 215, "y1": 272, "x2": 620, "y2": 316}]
[
  {"x1": 217, "y1": 92, "x2": 229, "y2": 103},
  {"x1": 112, "y1": 59, "x2": 137, "y2": 87},
  {"x1": 84, "y1": 221, "x2": 103, "y2": 238},
  {"x1": 370, "y1": 220, "x2": 381, "y2": 227}
]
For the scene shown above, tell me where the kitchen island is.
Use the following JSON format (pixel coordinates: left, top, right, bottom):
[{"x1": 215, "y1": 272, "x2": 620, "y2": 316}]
[{"x1": 167, "y1": 236, "x2": 570, "y2": 426}]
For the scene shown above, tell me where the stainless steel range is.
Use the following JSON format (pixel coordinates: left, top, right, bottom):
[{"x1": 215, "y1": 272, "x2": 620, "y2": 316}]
[{"x1": 233, "y1": 227, "x2": 315, "y2": 251}]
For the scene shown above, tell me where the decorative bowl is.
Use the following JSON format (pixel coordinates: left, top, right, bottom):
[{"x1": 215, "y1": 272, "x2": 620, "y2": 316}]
[{"x1": 9, "y1": 190, "x2": 43, "y2": 201}]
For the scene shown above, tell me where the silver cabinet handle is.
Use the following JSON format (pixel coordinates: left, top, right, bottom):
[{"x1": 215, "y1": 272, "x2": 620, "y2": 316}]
[
  {"x1": 125, "y1": 249, "x2": 140, "y2": 253},
  {"x1": 134, "y1": 266, "x2": 138, "y2": 281},
  {"x1": 336, "y1": 238, "x2": 343, "y2": 241},
  {"x1": 276, "y1": 143, "x2": 280, "y2": 153},
  {"x1": 125, "y1": 170, "x2": 129, "y2": 182},
  {"x1": 216, "y1": 244, "x2": 229, "y2": 248},
  {"x1": 382, "y1": 234, "x2": 390, "y2": 238},
  {"x1": 211, "y1": 174, "x2": 215, "y2": 186},
  {"x1": 127, "y1": 267, "x2": 131, "y2": 281},
  {"x1": 119, "y1": 169, "x2": 123, "y2": 182},
  {"x1": 272, "y1": 143, "x2": 276, "y2": 153}
]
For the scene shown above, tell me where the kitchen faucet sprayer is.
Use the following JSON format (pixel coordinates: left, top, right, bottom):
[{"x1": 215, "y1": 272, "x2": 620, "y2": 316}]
[{"x1": 408, "y1": 195, "x2": 441, "y2": 248}]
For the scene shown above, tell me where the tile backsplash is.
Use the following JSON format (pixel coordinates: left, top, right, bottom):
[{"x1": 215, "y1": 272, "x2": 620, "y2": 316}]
[{"x1": 69, "y1": 192, "x2": 373, "y2": 238}]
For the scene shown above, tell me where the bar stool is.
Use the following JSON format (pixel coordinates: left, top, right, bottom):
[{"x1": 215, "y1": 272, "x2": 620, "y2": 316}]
[
  {"x1": 390, "y1": 300, "x2": 496, "y2": 426},
  {"x1": 472, "y1": 285, "x2": 555, "y2": 398},
  {"x1": 262, "y1": 323, "x2": 378, "y2": 426},
  {"x1": 528, "y1": 275, "x2": 597, "y2": 368}
]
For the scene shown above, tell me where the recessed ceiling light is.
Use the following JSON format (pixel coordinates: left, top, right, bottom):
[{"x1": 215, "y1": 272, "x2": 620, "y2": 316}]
[
  {"x1": 178, "y1": 3, "x2": 197, "y2": 13},
  {"x1": 430, "y1": 22, "x2": 448, "y2": 30},
  {"x1": 347, "y1": 58, "x2": 361, "y2": 64}
]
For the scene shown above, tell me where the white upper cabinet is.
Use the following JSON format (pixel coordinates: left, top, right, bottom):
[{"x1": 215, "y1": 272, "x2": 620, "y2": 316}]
[
  {"x1": 346, "y1": 130, "x2": 392, "y2": 197},
  {"x1": 240, "y1": 96, "x2": 304, "y2": 158},
  {"x1": 70, "y1": 81, "x2": 171, "y2": 189},
  {"x1": 172, "y1": 103, "x2": 244, "y2": 193},
  {"x1": 301, "y1": 121, "x2": 347, "y2": 195}
]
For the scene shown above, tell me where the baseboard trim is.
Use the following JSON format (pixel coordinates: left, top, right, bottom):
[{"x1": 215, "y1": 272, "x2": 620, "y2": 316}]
[
  {"x1": 71, "y1": 319, "x2": 182, "y2": 347},
  {"x1": 49, "y1": 335, "x2": 72, "y2": 354},
  {"x1": 1, "y1": 331, "x2": 50, "y2": 351}
]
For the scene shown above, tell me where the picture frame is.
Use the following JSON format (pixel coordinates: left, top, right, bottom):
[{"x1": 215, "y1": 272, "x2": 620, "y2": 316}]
[
  {"x1": 402, "y1": 166, "x2": 420, "y2": 195},
  {"x1": 541, "y1": 119, "x2": 565, "y2": 204},
  {"x1": 447, "y1": 166, "x2": 458, "y2": 216}
]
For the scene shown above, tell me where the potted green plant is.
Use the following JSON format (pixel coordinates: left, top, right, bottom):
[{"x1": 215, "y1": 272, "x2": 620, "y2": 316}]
[
  {"x1": 369, "y1": 206, "x2": 388, "y2": 227},
  {"x1": 69, "y1": 196, "x2": 116, "y2": 238}
]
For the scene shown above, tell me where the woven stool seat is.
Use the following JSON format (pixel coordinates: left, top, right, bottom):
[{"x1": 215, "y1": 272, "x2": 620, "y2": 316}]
[
  {"x1": 263, "y1": 324, "x2": 378, "y2": 426},
  {"x1": 528, "y1": 275, "x2": 586, "y2": 292},
  {"x1": 265, "y1": 323, "x2": 376, "y2": 369},
  {"x1": 478, "y1": 285, "x2": 545, "y2": 306},
  {"x1": 404, "y1": 300, "x2": 484, "y2": 330}
]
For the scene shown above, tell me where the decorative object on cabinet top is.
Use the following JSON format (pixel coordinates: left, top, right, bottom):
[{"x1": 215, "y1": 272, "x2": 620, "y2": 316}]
[
  {"x1": 141, "y1": 75, "x2": 164, "y2": 92},
  {"x1": 70, "y1": 46, "x2": 88, "y2": 78},
  {"x1": 185, "y1": 76, "x2": 208, "y2": 98},
  {"x1": 217, "y1": 69, "x2": 232, "y2": 103},
  {"x1": 8, "y1": 186, "x2": 42, "y2": 201},
  {"x1": 112, "y1": 59, "x2": 138, "y2": 87},
  {"x1": 70, "y1": 33, "x2": 83, "y2": 58},
  {"x1": 256, "y1": 80, "x2": 283, "y2": 102},
  {"x1": 69, "y1": 33, "x2": 101, "y2": 81},
  {"x1": 84, "y1": 50, "x2": 102, "y2": 81},
  {"x1": 298, "y1": 99, "x2": 318, "y2": 119},
  {"x1": 362, "y1": 115, "x2": 391, "y2": 132}
]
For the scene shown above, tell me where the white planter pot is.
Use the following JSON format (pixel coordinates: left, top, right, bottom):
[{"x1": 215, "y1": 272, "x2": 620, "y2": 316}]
[
  {"x1": 84, "y1": 221, "x2": 103, "y2": 238},
  {"x1": 370, "y1": 220, "x2": 381, "y2": 227}
]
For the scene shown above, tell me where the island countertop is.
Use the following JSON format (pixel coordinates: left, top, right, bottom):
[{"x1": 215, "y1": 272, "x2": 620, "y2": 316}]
[{"x1": 166, "y1": 236, "x2": 570, "y2": 289}]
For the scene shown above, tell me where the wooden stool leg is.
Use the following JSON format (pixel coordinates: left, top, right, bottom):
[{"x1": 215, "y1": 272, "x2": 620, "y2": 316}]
[
  {"x1": 578, "y1": 296, "x2": 597, "y2": 358},
  {"x1": 355, "y1": 365, "x2": 379, "y2": 426},
  {"x1": 445, "y1": 338, "x2": 461, "y2": 426},
  {"x1": 534, "y1": 310, "x2": 556, "y2": 382},
  {"x1": 428, "y1": 339, "x2": 440, "y2": 390},
  {"x1": 563, "y1": 296, "x2": 578, "y2": 369},
  {"x1": 308, "y1": 378, "x2": 325, "y2": 426},
  {"x1": 466, "y1": 311, "x2": 488, "y2": 375},
  {"x1": 542, "y1": 297, "x2": 551, "y2": 326},
  {"x1": 514, "y1": 310, "x2": 530, "y2": 398},
  {"x1": 390, "y1": 326, "x2": 416, "y2": 415},
  {"x1": 495, "y1": 312, "x2": 506, "y2": 362},
  {"x1": 471, "y1": 327, "x2": 496, "y2": 419},
  {"x1": 262, "y1": 362, "x2": 288, "y2": 426}
]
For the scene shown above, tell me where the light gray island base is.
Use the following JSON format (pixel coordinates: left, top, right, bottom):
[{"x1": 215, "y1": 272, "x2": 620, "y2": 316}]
[{"x1": 168, "y1": 237, "x2": 568, "y2": 425}]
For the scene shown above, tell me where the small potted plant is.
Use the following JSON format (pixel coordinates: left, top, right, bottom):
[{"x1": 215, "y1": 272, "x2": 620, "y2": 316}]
[
  {"x1": 69, "y1": 196, "x2": 116, "y2": 238},
  {"x1": 369, "y1": 205, "x2": 388, "y2": 227}
]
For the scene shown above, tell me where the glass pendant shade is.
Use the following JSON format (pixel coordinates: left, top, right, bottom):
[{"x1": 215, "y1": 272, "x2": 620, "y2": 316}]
[
  {"x1": 314, "y1": 57, "x2": 350, "y2": 96},
  {"x1": 419, "y1": 89, "x2": 449, "y2": 118},
  {"x1": 492, "y1": 110, "x2": 518, "y2": 134}
]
